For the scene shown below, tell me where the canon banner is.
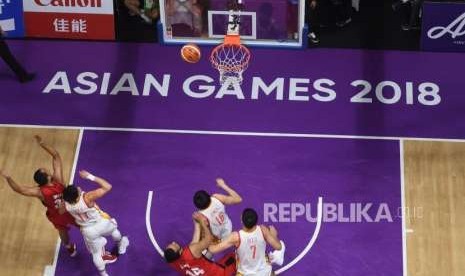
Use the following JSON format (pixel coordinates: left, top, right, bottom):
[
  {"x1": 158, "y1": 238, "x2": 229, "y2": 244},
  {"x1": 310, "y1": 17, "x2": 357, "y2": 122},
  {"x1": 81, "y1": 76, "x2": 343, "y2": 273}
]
[
  {"x1": 0, "y1": 0, "x2": 25, "y2": 37},
  {"x1": 421, "y1": 1, "x2": 465, "y2": 52},
  {"x1": 1, "y1": 40, "x2": 465, "y2": 140},
  {"x1": 23, "y1": 0, "x2": 114, "y2": 40}
]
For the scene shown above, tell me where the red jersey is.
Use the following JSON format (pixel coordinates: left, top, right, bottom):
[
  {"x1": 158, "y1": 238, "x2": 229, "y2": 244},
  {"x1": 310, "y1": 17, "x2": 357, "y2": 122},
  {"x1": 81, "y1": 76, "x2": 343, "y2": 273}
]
[
  {"x1": 40, "y1": 181, "x2": 67, "y2": 217},
  {"x1": 38, "y1": 181, "x2": 76, "y2": 231},
  {"x1": 170, "y1": 247, "x2": 227, "y2": 276}
]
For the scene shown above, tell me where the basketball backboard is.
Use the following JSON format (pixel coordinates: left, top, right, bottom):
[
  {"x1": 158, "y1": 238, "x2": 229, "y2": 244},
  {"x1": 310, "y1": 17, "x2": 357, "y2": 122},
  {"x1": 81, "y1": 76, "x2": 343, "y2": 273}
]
[{"x1": 158, "y1": 0, "x2": 307, "y2": 48}]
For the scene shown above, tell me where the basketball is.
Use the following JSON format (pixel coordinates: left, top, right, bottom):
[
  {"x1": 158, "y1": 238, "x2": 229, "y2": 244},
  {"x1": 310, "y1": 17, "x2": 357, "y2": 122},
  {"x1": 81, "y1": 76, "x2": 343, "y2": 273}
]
[{"x1": 181, "y1": 44, "x2": 201, "y2": 63}]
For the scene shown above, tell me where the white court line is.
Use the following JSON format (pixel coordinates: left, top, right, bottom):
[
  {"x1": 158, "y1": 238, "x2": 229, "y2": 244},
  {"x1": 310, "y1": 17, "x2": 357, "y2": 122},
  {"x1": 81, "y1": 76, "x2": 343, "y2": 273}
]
[
  {"x1": 276, "y1": 197, "x2": 323, "y2": 275},
  {"x1": 146, "y1": 191, "x2": 165, "y2": 257},
  {"x1": 146, "y1": 192, "x2": 324, "y2": 274},
  {"x1": 400, "y1": 140, "x2": 408, "y2": 276},
  {"x1": 1, "y1": 123, "x2": 465, "y2": 143},
  {"x1": 43, "y1": 128, "x2": 85, "y2": 276},
  {"x1": 11, "y1": 123, "x2": 436, "y2": 275}
]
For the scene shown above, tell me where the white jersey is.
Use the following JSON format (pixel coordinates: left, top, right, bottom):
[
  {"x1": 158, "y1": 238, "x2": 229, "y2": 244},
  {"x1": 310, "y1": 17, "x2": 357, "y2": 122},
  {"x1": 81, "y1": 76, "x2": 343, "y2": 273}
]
[
  {"x1": 65, "y1": 192, "x2": 110, "y2": 227},
  {"x1": 237, "y1": 226, "x2": 272, "y2": 276},
  {"x1": 199, "y1": 197, "x2": 232, "y2": 240}
]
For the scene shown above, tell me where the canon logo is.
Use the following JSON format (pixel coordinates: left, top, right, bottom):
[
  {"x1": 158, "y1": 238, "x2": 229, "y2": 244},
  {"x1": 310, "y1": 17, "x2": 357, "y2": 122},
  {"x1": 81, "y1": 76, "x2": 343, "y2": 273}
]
[{"x1": 34, "y1": 0, "x2": 102, "y2": 7}]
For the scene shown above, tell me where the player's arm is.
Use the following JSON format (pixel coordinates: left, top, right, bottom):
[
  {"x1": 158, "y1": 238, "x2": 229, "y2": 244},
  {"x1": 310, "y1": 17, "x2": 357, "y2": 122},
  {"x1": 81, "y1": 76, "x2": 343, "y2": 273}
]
[
  {"x1": 0, "y1": 170, "x2": 43, "y2": 198},
  {"x1": 191, "y1": 219, "x2": 202, "y2": 244},
  {"x1": 261, "y1": 225, "x2": 282, "y2": 250},
  {"x1": 208, "y1": 232, "x2": 239, "y2": 254},
  {"x1": 56, "y1": 201, "x2": 67, "y2": 215},
  {"x1": 212, "y1": 178, "x2": 242, "y2": 205},
  {"x1": 80, "y1": 170, "x2": 112, "y2": 206},
  {"x1": 35, "y1": 135, "x2": 64, "y2": 185},
  {"x1": 189, "y1": 213, "x2": 214, "y2": 258}
]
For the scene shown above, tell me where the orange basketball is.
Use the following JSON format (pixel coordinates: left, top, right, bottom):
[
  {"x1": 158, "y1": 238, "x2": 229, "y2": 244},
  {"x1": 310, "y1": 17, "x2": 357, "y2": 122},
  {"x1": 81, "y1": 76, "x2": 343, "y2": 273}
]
[{"x1": 181, "y1": 44, "x2": 201, "y2": 63}]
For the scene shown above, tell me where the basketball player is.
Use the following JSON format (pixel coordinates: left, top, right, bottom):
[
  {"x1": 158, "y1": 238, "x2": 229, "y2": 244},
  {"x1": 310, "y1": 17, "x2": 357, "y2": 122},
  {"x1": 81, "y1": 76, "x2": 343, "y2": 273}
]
[
  {"x1": 63, "y1": 170, "x2": 129, "y2": 276},
  {"x1": 164, "y1": 212, "x2": 237, "y2": 276},
  {"x1": 193, "y1": 178, "x2": 242, "y2": 241},
  {"x1": 0, "y1": 26, "x2": 35, "y2": 83},
  {"x1": 209, "y1": 208, "x2": 286, "y2": 276},
  {"x1": 0, "y1": 135, "x2": 77, "y2": 256}
]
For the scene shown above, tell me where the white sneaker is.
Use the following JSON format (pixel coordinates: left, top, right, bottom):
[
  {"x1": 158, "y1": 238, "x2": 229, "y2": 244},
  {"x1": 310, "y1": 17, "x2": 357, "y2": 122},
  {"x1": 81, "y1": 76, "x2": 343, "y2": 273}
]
[
  {"x1": 118, "y1": 236, "x2": 130, "y2": 255},
  {"x1": 307, "y1": 32, "x2": 320, "y2": 44},
  {"x1": 269, "y1": 241, "x2": 286, "y2": 266}
]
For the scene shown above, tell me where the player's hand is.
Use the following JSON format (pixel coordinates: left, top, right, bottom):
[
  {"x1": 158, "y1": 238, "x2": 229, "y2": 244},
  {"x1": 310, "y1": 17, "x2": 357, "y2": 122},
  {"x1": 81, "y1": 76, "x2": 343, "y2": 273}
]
[
  {"x1": 269, "y1": 225, "x2": 278, "y2": 237},
  {"x1": 0, "y1": 169, "x2": 9, "y2": 179},
  {"x1": 216, "y1": 178, "x2": 226, "y2": 188},
  {"x1": 79, "y1": 170, "x2": 91, "y2": 179},
  {"x1": 34, "y1": 135, "x2": 43, "y2": 144}
]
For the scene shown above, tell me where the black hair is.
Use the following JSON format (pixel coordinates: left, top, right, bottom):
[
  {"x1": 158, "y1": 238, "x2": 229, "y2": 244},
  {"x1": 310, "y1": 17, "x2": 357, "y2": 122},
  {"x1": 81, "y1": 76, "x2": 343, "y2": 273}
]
[
  {"x1": 193, "y1": 190, "x2": 211, "y2": 210},
  {"x1": 63, "y1": 186, "x2": 79, "y2": 203},
  {"x1": 33, "y1": 169, "x2": 49, "y2": 186},
  {"x1": 242, "y1": 208, "x2": 258, "y2": 229},
  {"x1": 164, "y1": 248, "x2": 181, "y2": 263}
]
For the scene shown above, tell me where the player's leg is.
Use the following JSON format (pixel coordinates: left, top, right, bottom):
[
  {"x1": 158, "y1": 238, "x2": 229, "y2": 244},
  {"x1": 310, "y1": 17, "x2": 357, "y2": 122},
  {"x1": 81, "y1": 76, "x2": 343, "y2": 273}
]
[
  {"x1": 111, "y1": 226, "x2": 129, "y2": 255},
  {"x1": 87, "y1": 235, "x2": 117, "y2": 276},
  {"x1": 57, "y1": 228, "x2": 77, "y2": 257},
  {"x1": 100, "y1": 218, "x2": 130, "y2": 255},
  {"x1": 50, "y1": 213, "x2": 77, "y2": 257}
]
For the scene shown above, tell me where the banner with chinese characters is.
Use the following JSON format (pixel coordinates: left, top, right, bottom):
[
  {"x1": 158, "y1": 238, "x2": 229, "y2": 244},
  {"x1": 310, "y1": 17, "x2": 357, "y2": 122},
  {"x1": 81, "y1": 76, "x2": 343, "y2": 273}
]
[
  {"x1": 22, "y1": 0, "x2": 114, "y2": 40},
  {"x1": 0, "y1": 0, "x2": 25, "y2": 37},
  {"x1": 421, "y1": 1, "x2": 465, "y2": 52}
]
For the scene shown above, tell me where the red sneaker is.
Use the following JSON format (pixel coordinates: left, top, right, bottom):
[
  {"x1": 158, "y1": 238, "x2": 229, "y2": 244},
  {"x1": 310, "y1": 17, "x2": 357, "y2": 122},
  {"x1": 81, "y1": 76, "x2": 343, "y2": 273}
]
[
  {"x1": 66, "y1": 243, "x2": 77, "y2": 257},
  {"x1": 102, "y1": 252, "x2": 117, "y2": 264}
]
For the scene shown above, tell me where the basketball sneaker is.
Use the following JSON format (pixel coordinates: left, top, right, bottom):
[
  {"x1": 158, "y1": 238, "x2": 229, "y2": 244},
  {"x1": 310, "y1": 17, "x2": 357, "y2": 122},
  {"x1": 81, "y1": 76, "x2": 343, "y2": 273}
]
[
  {"x1": 118, "y1": 236, "x2": 130, "y2": 255},
  {"x1": 66, "y1": 243, "x2": 77, "y2": 257},
  {"x1": 102, "y1": 252, "x2": 118, "y2": 264}
]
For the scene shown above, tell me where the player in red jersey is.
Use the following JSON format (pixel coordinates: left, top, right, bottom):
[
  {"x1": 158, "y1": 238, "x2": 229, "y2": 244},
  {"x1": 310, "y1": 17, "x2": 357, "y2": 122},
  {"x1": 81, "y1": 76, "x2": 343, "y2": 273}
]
[
  {"x1": 0, "y1": 135, "x2": 77, "y2": 256},
  {"x1": 164, "y1": 213, "x2": 236, "y2": 276}
]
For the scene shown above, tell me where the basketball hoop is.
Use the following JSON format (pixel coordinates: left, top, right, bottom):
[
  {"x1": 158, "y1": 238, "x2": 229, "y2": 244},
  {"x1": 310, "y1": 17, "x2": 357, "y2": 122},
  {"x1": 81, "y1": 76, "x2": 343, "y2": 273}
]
[{"x1": 210, "y1": 2, "x2": 251, "y2": 86}]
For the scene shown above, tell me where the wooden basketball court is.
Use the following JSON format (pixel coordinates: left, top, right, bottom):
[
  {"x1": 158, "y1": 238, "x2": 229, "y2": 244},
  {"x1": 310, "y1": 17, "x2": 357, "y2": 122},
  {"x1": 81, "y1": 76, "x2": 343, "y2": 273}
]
[{"x1": 0, "y1": 127, "x2": 463, "y2": 275}]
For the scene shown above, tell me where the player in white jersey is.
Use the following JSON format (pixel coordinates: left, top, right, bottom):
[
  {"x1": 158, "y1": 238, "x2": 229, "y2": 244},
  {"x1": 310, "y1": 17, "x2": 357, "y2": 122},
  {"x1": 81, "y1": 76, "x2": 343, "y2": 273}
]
[
  {"x1": 193, "y1": 178, "x2": 242, "y2": 241},
  {"x1": 209, "y1": 208, "x2": 285, "y2": 276},
  {"x1": 62, "y1": 170, "x2": 129, "y2": 276}
]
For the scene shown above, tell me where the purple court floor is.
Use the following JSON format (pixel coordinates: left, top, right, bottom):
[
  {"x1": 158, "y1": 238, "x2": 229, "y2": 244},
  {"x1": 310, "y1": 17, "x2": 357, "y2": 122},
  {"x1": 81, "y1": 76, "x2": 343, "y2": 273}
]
[{"x1": 54, "y1": 130, "x2": 403, "y2": 276}]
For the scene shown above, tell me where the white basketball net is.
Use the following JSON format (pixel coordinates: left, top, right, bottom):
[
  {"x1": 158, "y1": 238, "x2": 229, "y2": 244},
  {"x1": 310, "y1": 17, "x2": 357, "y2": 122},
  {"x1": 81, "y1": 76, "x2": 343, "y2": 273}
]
[{"x1": 210, "y1": 43, "x2": 250, "y2": 86}]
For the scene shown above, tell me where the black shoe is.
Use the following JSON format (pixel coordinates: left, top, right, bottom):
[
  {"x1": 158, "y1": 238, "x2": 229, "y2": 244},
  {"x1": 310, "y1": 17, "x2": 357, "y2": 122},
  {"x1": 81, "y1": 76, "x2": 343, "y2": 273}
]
[
  {"x1": 401, "y1": 24, "x2": 410, "y2": 31},
  {"x1": 336, "y1": 17, "x2": 352, "y2": 28},
  {"x1": 401, "y1": 24, "x2": 420, "y2": 31},
  {"x1": 19, "y1": 73, "x2": 36, "y2": 83}
]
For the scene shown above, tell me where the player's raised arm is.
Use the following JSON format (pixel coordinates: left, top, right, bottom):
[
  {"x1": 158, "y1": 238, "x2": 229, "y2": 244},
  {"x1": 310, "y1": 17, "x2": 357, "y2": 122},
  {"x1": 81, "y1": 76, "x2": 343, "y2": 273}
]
[
  {"x1": 191, "y1": 216, "x2": 202, "y2": 244},
  {"x1": 212, "y1": 178, "x2": 242, "y2": 205},
  {"x1": 261, "y1": 225, "x2": 282, "y2": 251},
  {"x1": 189, "y1": 212, "x2": 214, "y2": 258},
  {"x1": 35, "y1": 135, "x2": 64, "y2": 184},
  {"x1": 208, "y1": 231, "x2": 239, "y2": 254},
  {"x1": 0, "y1": 170, "x2": 42, "y2": 198},
  {"x1": 80, "y1": 170, "x2": 112, "y2": 206}
]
